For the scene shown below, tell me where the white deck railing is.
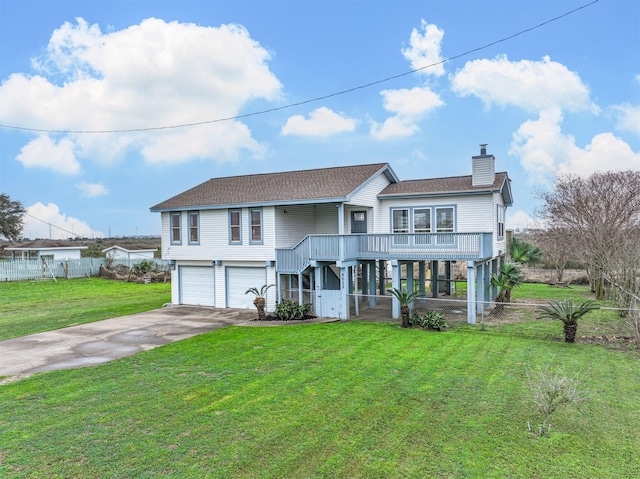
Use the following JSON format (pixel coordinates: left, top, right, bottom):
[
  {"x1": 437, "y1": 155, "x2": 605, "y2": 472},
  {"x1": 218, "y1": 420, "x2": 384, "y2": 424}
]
[{"x1": 276, "y1": 232, "x2": 494, "y2": 273}]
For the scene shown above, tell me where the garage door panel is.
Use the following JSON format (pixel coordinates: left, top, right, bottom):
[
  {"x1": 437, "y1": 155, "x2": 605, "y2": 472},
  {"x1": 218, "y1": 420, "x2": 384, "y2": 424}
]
[
  {"x1": 227, "y1": 267, "x2": 267, "y2": 309},
  {"x1": 180, "y1": 266, "x2": 215, "y2": 306}
]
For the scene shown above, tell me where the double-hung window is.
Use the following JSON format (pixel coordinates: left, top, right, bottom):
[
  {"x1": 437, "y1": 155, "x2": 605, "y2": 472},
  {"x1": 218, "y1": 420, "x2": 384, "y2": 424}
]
[
  {"x1": 229, "y1": 209, "x2": 241, "y2": 244},
  {"x1": 188, "y1": 211, "x2": 199, "y2": 244},
  {"x1": 170, "y1": 212, "x2": 181, "y2": 244},
  {"x1": 249, "y1": 208, "x2": 263, "y2": 244},
  {"x1": 413, "y1": 208, "x2": 431, "y2": 244},
  {"x1": 497, "y1": 205, "x2": 505, "y2": 239},
  {"x1": 392, "y1": 208, "x2": 409, "y2": 245},
  {"x1": 435, "y1": 207, "x2": 454, "y2": 244}
]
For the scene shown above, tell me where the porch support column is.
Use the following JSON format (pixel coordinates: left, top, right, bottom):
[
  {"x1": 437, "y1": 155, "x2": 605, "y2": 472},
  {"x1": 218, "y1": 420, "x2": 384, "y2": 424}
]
[
  {"x1": 418, "y1": 261, "x2": 426, "y2": 297},
  {"x1": 391, "y1": 260, "x2": 401, "y2": 319},
  {"x1": 378, "y1": 260, "x2": 386, "y2": 295},
  {"x1": 368, "y1": 261, "x2": 377, "y2": 307},
  {"x1": 277, "y1": 273, "x2": 283, "y2": 303},
  {"x1": 337, "y1": 203, "x2": 345, "y2": 235},
  {"x1": 483, "y1": 261, "x2": 491, "y2": 307},
  {"x1": 491, "y1": 258, "x2": 499, "y2": 300},
  {"x1": 298, "y1": 272, "x2": 304, "y2": 305},
  {"x1": 445, "y1": 261, "x2": 452, "y2": 295},
  {"x1": 431, "y1": 260, "x2": 439, "y2": 298},
  {"x1": 288, "y1": 274, "x2": 293, "y2": 300},
  {"x1": 467, "y1": 261, "x2": 477, "y2": 324},
  {"x1": 361, "y1": 263, "x2": 368, "y2": 301},
  {"x1": 353, "y1": 265, "x2": 359, "y2": 317},
  {"x1": 314, "y1": 266, "x2": 323, "y2": 317},
  {"x1": 339, "y1": 266, "x2": 349, "y2": 320},
  {"x1": 477, "y1": 263, "x2": 485, "y2": 314},
  {"x1": 406, "y1": 261, "x2": 415, "y2": 310}
]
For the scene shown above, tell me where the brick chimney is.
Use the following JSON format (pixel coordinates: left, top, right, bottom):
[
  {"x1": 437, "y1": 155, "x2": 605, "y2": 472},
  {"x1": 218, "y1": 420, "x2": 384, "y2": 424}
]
[{"x1": 472, "y1": 144, "x2": 495, "y2": 187}]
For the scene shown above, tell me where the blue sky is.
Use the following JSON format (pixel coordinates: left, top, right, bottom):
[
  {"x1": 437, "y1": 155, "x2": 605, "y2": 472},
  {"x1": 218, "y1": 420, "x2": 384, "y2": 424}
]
[{"x1": 0, "y1": 0, "x2": 638, "y2": 239}]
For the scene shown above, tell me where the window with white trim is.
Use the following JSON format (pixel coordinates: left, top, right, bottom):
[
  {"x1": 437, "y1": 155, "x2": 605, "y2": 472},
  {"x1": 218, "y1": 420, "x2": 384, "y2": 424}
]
[
  {"x1": 250, "y1": 208, "x2": 263, "y2": 244},
  {"x1": 497, "y1": 205, "x2": 505, "y2": 239},
  {"x1": 229, "y1": 209, "x2": 241, "y2": 244},
  {"x1": 170, "y1": 212, "x2": 181, "y2": 244},
  {"x1": 435, "y1": 207, "x2": 454, "y2": 244},
  {"x1": 413, "y1": 207, "x2": 432, "y2": 245},
  {"x1": 188, "y1": 211, "x2": 199, "y2": 244}
]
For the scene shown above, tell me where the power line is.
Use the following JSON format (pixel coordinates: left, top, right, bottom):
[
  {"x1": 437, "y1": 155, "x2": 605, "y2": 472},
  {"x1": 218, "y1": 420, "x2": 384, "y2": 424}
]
[
  {"x1": 0, "y1": 0, "x2": 600, "y2": 135},
  {"x1": 23, "y1": 212, "x2": 99, "y2": 238}
]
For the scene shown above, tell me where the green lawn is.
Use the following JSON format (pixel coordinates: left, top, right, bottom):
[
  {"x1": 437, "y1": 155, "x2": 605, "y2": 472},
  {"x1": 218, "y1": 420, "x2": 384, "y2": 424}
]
[
  {"x1": 0, "y1": 278, "x2": 639, "y2": 478},
  {"x1": 0, "y1": 278, "x2": 171, "y2": 340}
]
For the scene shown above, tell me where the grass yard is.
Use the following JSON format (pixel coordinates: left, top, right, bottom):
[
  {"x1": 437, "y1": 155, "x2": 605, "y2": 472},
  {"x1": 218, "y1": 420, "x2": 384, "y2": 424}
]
[
  {"x1": 0, "y1": 278, "x2": 639, "y2": 478},
  {"x1": 0, "y1": 278, "x2": 171, "y2": 340}
]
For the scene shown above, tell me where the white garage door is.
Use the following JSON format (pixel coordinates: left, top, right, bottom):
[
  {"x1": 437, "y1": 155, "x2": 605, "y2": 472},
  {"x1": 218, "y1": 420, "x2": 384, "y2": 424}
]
[
  {"x1": 226, "y1": 267, "x2": 267, "y2": 309},
  {"x1": 180, "y1": 266, "x2": 215, "y2": 306}
]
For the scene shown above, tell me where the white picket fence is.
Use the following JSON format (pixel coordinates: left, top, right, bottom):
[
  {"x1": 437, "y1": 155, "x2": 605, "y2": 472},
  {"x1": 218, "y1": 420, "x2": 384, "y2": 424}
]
[{"x1": 0, "y1": 258, "x2": 170, "y2": 282}]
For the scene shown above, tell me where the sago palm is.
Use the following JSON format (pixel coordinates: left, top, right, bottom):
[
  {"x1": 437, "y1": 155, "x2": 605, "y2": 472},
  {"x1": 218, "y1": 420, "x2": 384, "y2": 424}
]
[
  {"x1": 245, "y1": 284, "x2": 274, "y2": 321},
  {"x1": 387, "y1": 287, "x2": 421, "y2": 328},
  {"x1": 536, "y1": 298, "x2": 600, "y2": 343}
]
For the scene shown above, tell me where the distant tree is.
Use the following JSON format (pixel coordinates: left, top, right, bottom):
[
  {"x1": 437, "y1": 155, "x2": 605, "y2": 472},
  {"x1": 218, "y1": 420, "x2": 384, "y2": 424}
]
[
  {"x1": 0, "y1": 194, "x2": 25, "y2": 241},
  {"x1": 537, "y1": 171, "x2": 640, "y2": 301},
  {"x1": 532, "y1": 227, "x2": 576, "y2": 283}
]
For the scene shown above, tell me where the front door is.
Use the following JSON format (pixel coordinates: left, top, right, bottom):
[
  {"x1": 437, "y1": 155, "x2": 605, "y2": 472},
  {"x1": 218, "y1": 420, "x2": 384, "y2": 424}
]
[{"x1": 351, "y1": 211, "x2": 367, "y2": 234}]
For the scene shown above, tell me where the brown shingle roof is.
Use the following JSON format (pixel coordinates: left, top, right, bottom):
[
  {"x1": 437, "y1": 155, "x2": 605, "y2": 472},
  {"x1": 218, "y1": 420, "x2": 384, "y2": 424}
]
[
  {"x1": 151, "y1": 163, "x2": 392, "y2": 210},
  {"x1": 379, "y1": 172, "x2": 509, "y2": 197}
]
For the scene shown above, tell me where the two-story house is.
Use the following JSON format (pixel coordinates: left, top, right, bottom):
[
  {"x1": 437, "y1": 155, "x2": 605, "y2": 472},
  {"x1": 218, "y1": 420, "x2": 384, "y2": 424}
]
[{"x1": 150, "y1": 145, "x2": 512, "y2": 324}]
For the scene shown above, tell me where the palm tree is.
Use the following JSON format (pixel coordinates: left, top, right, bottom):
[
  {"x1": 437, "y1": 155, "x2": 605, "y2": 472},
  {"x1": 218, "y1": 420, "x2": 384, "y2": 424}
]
[
  {"x1": 245, "y1": 284, "x2": 275, "y2": 321},
  {"x1": 536, "y1": 298, "x2": 600, "y2": 343},
  {"x1": 509, "y1": 237, "x2": 543, "y2": 266},
  {"x1": 490, "y1": 261, "x2": 524, "y2": 314},
  {"x1": 387, "y1": 287, "x2": 421, "y2": 328}
]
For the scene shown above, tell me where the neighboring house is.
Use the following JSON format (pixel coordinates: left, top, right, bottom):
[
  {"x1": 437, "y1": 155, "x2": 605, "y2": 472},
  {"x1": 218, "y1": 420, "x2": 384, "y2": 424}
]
[
  {"x1": 5, "y1": 240, "x2": 87, "y2": 261},
  {"x1": 102, "y1": 245, "x2": 157, "y2": 262},
  {"x1": 150, "y1": 145, "x2": 512, "y2": 323}
]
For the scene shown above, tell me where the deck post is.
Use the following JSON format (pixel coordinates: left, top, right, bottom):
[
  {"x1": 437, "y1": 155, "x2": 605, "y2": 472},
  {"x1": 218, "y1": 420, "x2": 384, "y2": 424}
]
[
  {"x1": 477, "y1": 263, "x2": 485, "y2": 314},
  {"x1": 431, "y1": 260, "x2": 439, "y2": 298},
  {"x1": 378, "y1": 260, "x2": 386, "y2": 295},
  {"x1": 314, "y1": 266, "x2": 322, "y2": 317},
  {"x1": 445, "y1": 261, "x2": 452, "y2": 295},
  {"x1": 339, "y1": 266, "x2": 349, "y2": 320},
  {"x1": 353, "y1": 265, "x2": 359, "y2": 317},
  {"x1": 368, "y1": 262, "x2": 377, "y2": 307},
  {"x1": 491, "y1": 258, "x2": 499, "y2": 300},
  {"x1": 482, "y1": 261, "x2": 491, "y2": 307},
  {"x1": 298, "y1": 272, "x2": 303, "y2": 305},
  {"x1": 391, "y1": 260, "x2": 400, "y2": 319},
  {"x1": 467, "y1": 261, "x2": 476, "y2": 324},
  {"x1": 418, "y1": 261, "x2": 426, "y2": 297}
]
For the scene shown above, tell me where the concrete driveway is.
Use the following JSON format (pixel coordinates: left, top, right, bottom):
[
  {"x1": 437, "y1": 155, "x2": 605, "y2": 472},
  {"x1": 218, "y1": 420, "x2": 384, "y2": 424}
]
[{"x1": 0, "y1": 305, "x2": 259, "y2": 382}]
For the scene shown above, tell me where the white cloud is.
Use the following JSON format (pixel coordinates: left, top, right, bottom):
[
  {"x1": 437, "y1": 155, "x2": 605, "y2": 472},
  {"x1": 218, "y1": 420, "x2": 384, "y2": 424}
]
[
  {"x1": 281, "y1": 107, "x2": 357, "y2": 137},
  {"x1": 451, "y1": 55, "x2": 597, "y2": 113},
  {"x1": 506, "y1": 210, "x2": 542, "y2": 231},
  {"x1": 0, "y1": 17, "x2": 282, "y2": 167},
  {"x1": 370, "y1": 86, "x2": 444, "y2": 140},
  {"x1": 612, "y1": 103, "x2": 640, "y2": 135},
  {"x1": 15, "y1": 135, "x2": 80, "y2": 174},
  {"x1": 23, "y1": 202, "x2": 103, "y2": 239},
  {"x1": 401, "y1": 20, "x2": 445, "y2": 77},
  {"x1": 77, "y1": 181, "x2": 108, "y2": 197},
  {"x1": 510, "y1": 109, "x2": 640, "y2": 179}
]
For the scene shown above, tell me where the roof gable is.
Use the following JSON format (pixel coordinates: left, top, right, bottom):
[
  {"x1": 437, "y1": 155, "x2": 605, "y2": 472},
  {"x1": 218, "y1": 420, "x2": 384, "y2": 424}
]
[
  {"x1": 378, "y1": 172, "x2": 511, "y2": 203},
  {"x1": 151, "y1": 163, "x2": 396, "y2": 211}
]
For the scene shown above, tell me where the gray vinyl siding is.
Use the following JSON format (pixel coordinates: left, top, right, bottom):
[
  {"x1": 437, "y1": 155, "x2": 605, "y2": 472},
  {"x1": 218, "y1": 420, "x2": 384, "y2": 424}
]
[
  {"x1": 275, "y1": 205, "x2": 316, "y2": 248},
  {"x1": 163, "y1": 208, "x2": 275, "y2": 262},
  {"x1": 379, "y1": 194, "x2": 495, "y2": 233},
  {"x1": 315, "y1": 204, "x2": 339, "y2": 234},
  {"x1": 492, "y1": 192, "x2": 507, "y2": 255}
]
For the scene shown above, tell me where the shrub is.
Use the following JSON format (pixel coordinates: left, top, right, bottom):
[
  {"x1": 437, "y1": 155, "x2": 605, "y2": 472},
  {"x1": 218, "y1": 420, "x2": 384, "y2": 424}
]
[
  {"x1": 525, "y1": 364, "x2": 589, "y2": 437},
  {"x1": 274, "y1": 299, "x2": 310, "y2": 321},
  {"x1": 133, "y1": 259, "x2": 156, "y2": 275},
  {"x1": 410, "y1": 311, "x2": 447, "y2": 331}
]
